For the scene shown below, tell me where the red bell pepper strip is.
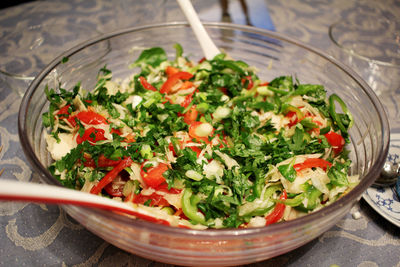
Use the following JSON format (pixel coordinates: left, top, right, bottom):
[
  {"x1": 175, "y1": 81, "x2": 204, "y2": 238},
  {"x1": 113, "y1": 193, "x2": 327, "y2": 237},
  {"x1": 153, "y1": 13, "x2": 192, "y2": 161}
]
[
  {"x1": 57, "y1": 104, "x2": 71, "y2": 117},
  {"x1": 132, "y1": 192, "x2": 170, "y2": 207},
  {"x1": 165, "y1": 66, "x2": 180, "y2": 77},
  {"x1": 90, "y1": 157, "x2": 133, "y2": 195},
  {"x1": 265, "y1": 190, "x2": 287, "y2": 225},
  {"x1": 160, "y1": 71, "x2": 193, "y2": 94},
  {"x1": 139, "y1": 76, "x2": 157, "y2": 91},
  {"x1": 104, "y1": 175, "x2": 125, "y2": 197},
  {"x1": 293, "y1": 158, "x2": 332, "y2": 172},
  {"x1": 83, "y1": 154, "x2": 121, "y2": 168},
  {"x1": 76, "y1": 127, "x2": 107, "y2": 144},
  {"x1": 168, "y1": 139, "x2": 202, "y2": 157},
  {"x1": 324, "y1": 131, "x2": 345, "y2": 154},
  {"x1": 241, "y1": 75, "x2": 254, "y2": 90},
  {"x1": 183, "y1": 105, "x2": 198, "y2": 124}
]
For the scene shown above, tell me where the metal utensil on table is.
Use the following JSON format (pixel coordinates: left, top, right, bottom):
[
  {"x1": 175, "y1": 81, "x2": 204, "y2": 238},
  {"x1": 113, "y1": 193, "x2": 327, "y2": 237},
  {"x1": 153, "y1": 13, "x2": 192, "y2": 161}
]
[
  {"x1": 374, "y1": 141, "x2": 399, "y2": 187},
  {"x1": 375, "y1": 161, "x2": 399, "y2": 186}
]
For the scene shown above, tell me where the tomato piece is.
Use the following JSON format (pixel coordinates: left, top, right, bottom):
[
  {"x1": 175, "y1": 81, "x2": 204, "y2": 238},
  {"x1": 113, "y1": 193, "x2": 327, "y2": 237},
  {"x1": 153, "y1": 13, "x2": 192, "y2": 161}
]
[
  {"x1": 155, "y1": 183, "x2": 182, "y2": 194},
  {"x1": 83, "y1": 154, "x2": 121, "y2": 168},
  {"x1": 76, "y1": 110, "x2": 108, "y2": 125},
  {"x1": 218, "y1": 87, "x2": 228, "y2": 95},
  {"x1": 68, "y1": 110, "x2": 108, "y2": 127},
  {"x1": 104, "y1": 175, "x2": 125, "y2": 197},
  {"x1": 139, "y1": 76, "x2": 157, "y2": 91},
  {"x1": 265, "y1": 190, "x2": 287, "y2": 225},
  {"x1": 160, "y1": 71, "x2": 193, "y2": 94},
  {"x1": 324, "y1": 131, "x2": 345, "y2": 154},
  {"x1": 188, "y1": 121, "x2": 214, "y2": 143},
  {"x1": 90, "y1": 157, "x2": 133, "y2": 195},
  {"x1": 132, "y1": 192, "x2": 170, "y2": 207},
  {"x1": 183, "y1": 105, "x2": 198, "y2": 124},
  {"x1": 165, "y1": 66, "x2": 180, "y2": 77},
  {"x1": 141, "y1": 162, "x2": 169, "y2": 188},
  {"x1": 76, "y1": 127, "x2": 107, "y2": 144},
  {"x1": 293, "y1": 158, "x2": 332, "y2": 172},
  {"x1": 241, "y1": 75, "x2": 254, "y2": 90},
  {"x1": 57, "y1": 104, "x2": 71, "y2": 117}
]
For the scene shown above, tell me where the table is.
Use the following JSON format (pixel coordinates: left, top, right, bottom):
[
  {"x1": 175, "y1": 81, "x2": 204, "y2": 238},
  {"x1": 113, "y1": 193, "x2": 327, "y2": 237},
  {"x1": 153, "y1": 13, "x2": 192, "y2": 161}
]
[{"x1": 0, "y1": 0, "x2": 399, "y2": 266}]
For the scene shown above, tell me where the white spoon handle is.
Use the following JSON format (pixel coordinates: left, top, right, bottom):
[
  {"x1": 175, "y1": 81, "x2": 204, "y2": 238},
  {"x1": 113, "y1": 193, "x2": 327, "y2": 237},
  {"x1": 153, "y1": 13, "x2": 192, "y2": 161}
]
[
  {"x1": 176, "y1": 0, "x2": 220, "y2": 60},
  {"x1": 0, "y1": 179, "x2": 135, "y2": 211},
  {"x1": 0, "y1": 180, "x2": 173, "y2": 225}
]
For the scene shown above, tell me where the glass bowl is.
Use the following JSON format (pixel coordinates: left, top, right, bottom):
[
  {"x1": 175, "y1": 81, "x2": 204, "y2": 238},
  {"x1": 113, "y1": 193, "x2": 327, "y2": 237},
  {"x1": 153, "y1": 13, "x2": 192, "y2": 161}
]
[
  {"x1": 18, "y1": 22, "x2": 390, "y2": 266},
  {"x1": 328, "y1": 16, "x2": 400, "y2": 95}
]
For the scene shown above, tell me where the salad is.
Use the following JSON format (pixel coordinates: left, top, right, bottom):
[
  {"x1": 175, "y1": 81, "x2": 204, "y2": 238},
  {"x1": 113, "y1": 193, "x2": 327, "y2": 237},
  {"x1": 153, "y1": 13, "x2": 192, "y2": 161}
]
[{"x1": 43, "y1": 44, "x2": 358, "y2": 229}]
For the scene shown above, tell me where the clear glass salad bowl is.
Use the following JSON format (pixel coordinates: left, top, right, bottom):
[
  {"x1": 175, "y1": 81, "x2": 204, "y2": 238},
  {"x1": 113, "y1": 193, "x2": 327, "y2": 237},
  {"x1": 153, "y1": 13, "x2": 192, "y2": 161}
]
[{"x1": 18, "y1": 22, "x2": 389, "y2": 266}]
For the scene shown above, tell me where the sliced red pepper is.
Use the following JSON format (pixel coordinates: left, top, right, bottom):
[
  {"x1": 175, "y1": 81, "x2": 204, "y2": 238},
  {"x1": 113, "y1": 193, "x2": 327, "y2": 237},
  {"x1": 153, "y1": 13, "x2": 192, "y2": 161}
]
[
  {"x1": 104, "y1": 175, "x2": 125, "y2": 197},
  {"x1": 139, "y1": 76, "x2": 157, "y2": 91},
  {"x1": 180, "y1": 88, "x2": 198, "y2": 108},
  {"x1": 285, "y1": 111, "x2": 299, "y2": 127},
  {"x1": 57, "y1": 104, "x2": 71, "y2": 117},
  {"x1": 324, "y1": 131, "x2": 345, "y2": 154},
  {"x1": 165, "y1": 66, "x2": 180, "y2": 77},
  {"x1": 241, "y1": 75, "x2": 254, "y2": 90},
  {"x1": 76, "y1": 127, "x2": 107, "y2": 145},
  {"x1": 132, "y1": 192, "x2": 170, "y2": 207},
  {"x1": 168, "y1": 139, "x2": 202, "y2": 157},
  {"x1": 293, "y1": 158, "x2": 332, "y2": 172},
  {"x1": 110, "y1": 128, "x2": 122, "y2": 135},
  {"x1": 155, "y1": 183, "x2": 182, "y2": 194},
  {"x1": 183, "y1": 105, "x2": 198, "y2": 124},
  {"x1": 160, "y1": 71, "x2": 193, "y2": 94},
  {"x1": 90, "y1": 157, "x2": 133, "y2": 195},
  {"x1": 83, "y1": 154, "x2": 121, "y2": 168},
  {"x1": 141, "y1": 162, "x2": 169, "y2": 188},
  {"x1": 265, "y1": 190, "x2": 287, "y2": 225}
]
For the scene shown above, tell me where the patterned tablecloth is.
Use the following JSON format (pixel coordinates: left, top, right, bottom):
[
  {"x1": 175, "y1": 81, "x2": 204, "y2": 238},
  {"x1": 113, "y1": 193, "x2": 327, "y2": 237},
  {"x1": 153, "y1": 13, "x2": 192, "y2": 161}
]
[{"x1": 0, "y1": 0, "x2": 399, "y2": 266}]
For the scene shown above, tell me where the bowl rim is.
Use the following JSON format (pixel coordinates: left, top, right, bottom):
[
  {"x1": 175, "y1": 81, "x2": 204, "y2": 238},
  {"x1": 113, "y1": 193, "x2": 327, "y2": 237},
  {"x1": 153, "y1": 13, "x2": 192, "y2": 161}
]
[{"x1": 18, "y1": 21, "x2": 390, "y2": 237}]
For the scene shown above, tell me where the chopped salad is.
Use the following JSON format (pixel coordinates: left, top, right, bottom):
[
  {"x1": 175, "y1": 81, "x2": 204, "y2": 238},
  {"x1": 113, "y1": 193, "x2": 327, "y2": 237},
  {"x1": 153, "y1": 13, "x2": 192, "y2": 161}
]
[{"x1": 43, "y1": 44, "x2": 358, "y2": 229}]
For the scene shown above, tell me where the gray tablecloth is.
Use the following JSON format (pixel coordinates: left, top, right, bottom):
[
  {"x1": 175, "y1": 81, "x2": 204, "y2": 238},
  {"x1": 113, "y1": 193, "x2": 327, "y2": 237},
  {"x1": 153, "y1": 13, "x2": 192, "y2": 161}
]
[{"x1": 0, "y1": 0, "x2": 399, "y2": 266}]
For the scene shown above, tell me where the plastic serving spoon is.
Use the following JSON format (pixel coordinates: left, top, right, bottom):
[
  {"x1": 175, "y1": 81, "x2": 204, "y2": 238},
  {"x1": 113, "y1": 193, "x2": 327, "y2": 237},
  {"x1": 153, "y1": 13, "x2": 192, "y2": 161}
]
[
  {"x1": 176, "y1": 0, "x2": 220, "y2": 60},
  {"x1": 0, "y1": 179, "x2": 185, "y2": 227}
]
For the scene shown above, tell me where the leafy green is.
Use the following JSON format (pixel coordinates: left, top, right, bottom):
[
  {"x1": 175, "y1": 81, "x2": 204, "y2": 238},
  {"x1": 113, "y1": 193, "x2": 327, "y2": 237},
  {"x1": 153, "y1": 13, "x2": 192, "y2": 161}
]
[{"x1": 131, "y1": 47, "x2": 167, "y2": 68}]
